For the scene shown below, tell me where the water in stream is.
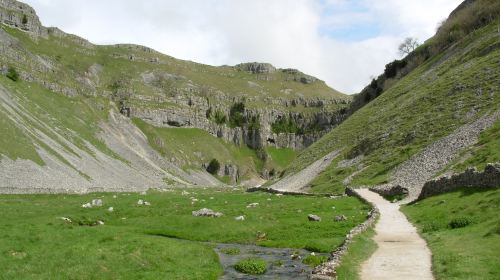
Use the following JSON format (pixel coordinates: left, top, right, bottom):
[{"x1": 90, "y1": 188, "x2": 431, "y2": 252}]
[{"x1": 214, "y1": 243, "x2": 328, "y2": 279}]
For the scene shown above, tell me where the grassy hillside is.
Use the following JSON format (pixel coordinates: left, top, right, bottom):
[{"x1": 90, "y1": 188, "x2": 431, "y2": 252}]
[
  {"x1": 402, "y1": 187, "x2": 500, "y2": 279},
  {"x1": 0, "y1": 23, "x2": 347, "y2": 104},
  {"x1": 0, "y1": 75, "x2": 116, "y2": 167},
  {"x1": 0, "y1": 188, "x2": 368, "y2": 279},
  {"x1": 285, "y1": 14, "x2": 499, "y2": 194}
]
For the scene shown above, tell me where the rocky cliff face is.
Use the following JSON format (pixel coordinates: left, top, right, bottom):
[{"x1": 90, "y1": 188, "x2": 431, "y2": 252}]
[
  {"x1": 130, "y1": 93, "x2": 348, "y2": 150},
  {"x1": 0, "y1": 0, "x2": 351, "y2": 187},
  {"x1": 0, "y1": 0, "x2": 47, "y2": 37}
]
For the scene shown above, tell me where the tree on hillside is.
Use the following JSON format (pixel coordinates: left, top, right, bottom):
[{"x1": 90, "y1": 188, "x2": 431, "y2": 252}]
[{"x1": 398, "y1": 37, "x2": 420, "y2": 56}]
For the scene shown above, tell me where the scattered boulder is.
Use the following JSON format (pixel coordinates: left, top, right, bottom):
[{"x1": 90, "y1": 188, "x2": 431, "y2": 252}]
[
  {"x1": 192, "y1": 208, "x2": 223, "y2": 218},
  {"x1": 235, "y1": 215, "x2": 245, "y2": 221},
  {"x1": 82, "y1": 199, "x2": 103, "y2": 208},
  {"x1": 97, "y1": 220, "x2": 105, "y2": 225},
  {"x1": 60, "y1": 217, "x2": 72, "y2": 223},
  {"x1": 107, "y1": 207, "x2": 114, "y2": 212},
  {"x1": 91, "y1": 199, "x2": 103, "y2": 207},
  {"x1": 308, "y1": 214, "x2": 321, "y2": 222},
  {"x1": 247, "y1": 202, "x2": 259, "y2": 208},
  {"x1": 334, "y1": 215, "x2": 348, "y2": 222},
  {"x1": 137, "y1": 199, "x2": 151, "y2": 206}
]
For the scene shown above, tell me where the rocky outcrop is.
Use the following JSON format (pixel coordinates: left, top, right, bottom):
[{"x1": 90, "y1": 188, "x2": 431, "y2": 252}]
[
  {"x1": 282, "y1": 68, "x2": 317, "y2": 84},
  {"x1": 417, "y1": 163, "x2": 500, "y2": 200},
  {"x1": 131, "y1": 97, "x2": 347, "y2": 150},
  {"x1": 235, "y1": 62, "x2": 276, "y2": 74},
  {"x1": 0, "y1": 0, "x2": 48, "y2": 37}
]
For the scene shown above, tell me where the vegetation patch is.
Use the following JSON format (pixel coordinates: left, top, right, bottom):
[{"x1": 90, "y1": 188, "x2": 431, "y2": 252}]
[
  {"x1": 271, "y1": 115, "x2": 303, "y2": 134},
  {"x1": 6, "y1": 66, "x2": 19, "y2": 82},
  {"x1": 448, "y1": 217, "x2": 472, "y2": 229},
  {"x1": 302, "y1": 254, "x2": 328, "y2": 267},
  {"x1": 335, "y1": 228, "x2": 377, "y2": 280},
  {"x1": 206, "y1": 158, "x2": 221, "y2": 175},
  {"x1": 221, "y1": 247, "x2": 240, "y2": 255},
  {"x1": 234, "y1": 258, "x2": 267, "y2": 275}
]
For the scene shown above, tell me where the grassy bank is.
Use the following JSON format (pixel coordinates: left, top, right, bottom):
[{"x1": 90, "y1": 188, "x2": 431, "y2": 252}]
[
  {"x1": 402, "y1": 187, "x2": 500, "y2": 279},
  {"x1": 335, "y1": 228, "x2": 377, "y2": 280},
  {"x1": 0, "y1": 188, "x2": 368, "y2": 279}
]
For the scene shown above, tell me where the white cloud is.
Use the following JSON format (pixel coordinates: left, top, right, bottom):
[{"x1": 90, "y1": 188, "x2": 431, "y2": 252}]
[{"x1": 23, "y1": 0, "x2": 462, "y2": 94}]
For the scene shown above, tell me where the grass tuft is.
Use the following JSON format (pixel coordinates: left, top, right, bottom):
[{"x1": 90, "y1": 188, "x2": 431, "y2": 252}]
[{"x1": 234, "y1": 258, "x2": 267, "y2": 275}]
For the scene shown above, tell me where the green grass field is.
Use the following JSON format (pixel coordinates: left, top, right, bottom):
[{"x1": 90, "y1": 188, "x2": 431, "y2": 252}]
[
  {"x1": 0, "y1": 188, "x2": 369, "y2": 279},
  {"x1": 402, "y1": 187, "x2": 500, "y2": 279}
]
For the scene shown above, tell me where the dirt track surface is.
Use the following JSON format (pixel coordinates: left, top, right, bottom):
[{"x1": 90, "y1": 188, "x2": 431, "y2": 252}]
[{"x1": 355, "y1": 189, "x2": 434, "y2": 280}]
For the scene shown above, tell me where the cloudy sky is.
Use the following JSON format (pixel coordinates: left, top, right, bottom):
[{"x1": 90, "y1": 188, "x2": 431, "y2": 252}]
[{"x1": 24, "y1": 0, "x2": 462, "y2": 94}]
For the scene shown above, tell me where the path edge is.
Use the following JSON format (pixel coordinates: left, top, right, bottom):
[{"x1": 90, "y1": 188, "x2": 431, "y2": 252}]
[{"x1": 309, "y1": 187, "x2": 379, "y2": 280}]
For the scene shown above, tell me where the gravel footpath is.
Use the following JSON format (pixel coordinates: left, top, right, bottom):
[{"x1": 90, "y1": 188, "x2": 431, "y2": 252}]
[{"x1": 355, "y1": 189, "x2": 433, "y2": 280}]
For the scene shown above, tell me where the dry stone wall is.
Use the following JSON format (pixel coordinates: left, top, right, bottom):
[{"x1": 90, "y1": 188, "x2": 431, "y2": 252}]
[{"x1": 417, "y1": 163, "x2": 500, "y2": 200}]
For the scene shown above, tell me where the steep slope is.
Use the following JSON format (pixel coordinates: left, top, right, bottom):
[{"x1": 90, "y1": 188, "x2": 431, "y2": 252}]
[
  {"x1": 282, "y1": 0, "x2": 500, "y2": 196},
  {"x1": 0, "y1": 0, "x2": 349, "y2": 191}
]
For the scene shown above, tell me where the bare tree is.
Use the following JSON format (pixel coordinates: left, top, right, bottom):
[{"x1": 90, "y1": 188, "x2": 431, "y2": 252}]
[{"x1": 398, "y1": 37, "x2": 420, "y2": 56}]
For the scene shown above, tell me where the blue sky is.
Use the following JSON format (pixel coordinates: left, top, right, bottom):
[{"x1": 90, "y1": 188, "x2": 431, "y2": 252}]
[
  {"x1": 25, "y1": 0, "x2": 462, "y2": 94},
  {"x1": 318, "y1": 0, "x2": 382, "y2": 41}
]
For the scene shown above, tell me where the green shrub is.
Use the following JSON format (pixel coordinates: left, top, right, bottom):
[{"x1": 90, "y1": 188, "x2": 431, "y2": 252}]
[
  {"x1": 229, "y1": 102, "x2": 246, "y2": 128},
  {"x1": 449, "y1": 217, "x2": 472, "y2": 229},
  {"x1": 22, "y1": 14, "x2": 28, "y2": 25},
  {"x1": 6, "y1": 66, "x2": 19, "y2": 82},
  {"x1": 212, "y1": 110, "x2": 227, "y2": 125},
  {"x1": 206, "y1": 158, "x2": 221, "y2": 175},
  {"x1": 384, "y1": 59, "x2": 407, "y2": 78},
  {"x1": 302, "y1": 255, "x2": 328, "y2": 267},
  {"x1": 247, "y1": 115, "x2": 260, "y2": 130},
  {"x1": 234, "y1": 258, "x2": 267, "y2": 275},
  {"x1": 271, "y1": 115, "x2": 303, "y2": 134}
]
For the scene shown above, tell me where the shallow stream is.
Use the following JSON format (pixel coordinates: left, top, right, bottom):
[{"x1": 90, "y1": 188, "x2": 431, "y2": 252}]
[{"x1": 214, "y1": 243, "x2": 328, "y2": 279}]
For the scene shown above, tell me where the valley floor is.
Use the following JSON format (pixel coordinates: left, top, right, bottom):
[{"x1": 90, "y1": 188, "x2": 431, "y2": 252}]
[{"x1": 0, "y1": 188, "x2": 368, "y2": 279}]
